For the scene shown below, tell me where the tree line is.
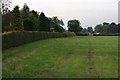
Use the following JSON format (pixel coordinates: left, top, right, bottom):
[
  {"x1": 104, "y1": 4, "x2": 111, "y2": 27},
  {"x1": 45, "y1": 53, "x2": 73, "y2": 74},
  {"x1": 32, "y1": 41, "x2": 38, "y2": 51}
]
[
  {"x1": 1, "y1": 0, "x2": 120, "y2": 35},
  {"x1": 2, "y1": 3, "x2": 66, "y2": 33},
  {"x1": 82, "y1": 22, "x2": 120, "y2": 34},
  {"x1": 0, "y1": 0, "x2": 84, "y2": 35},
  {"x1": 95, "y1": 22, "x2": 120, "y2": 33}
]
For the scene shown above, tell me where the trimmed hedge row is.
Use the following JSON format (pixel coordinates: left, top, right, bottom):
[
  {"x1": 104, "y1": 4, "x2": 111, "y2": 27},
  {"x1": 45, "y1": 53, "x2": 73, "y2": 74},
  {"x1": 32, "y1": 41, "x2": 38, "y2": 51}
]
[
  {"x1": 77, "y1": 33, "x2": 88, "y2": 36},
  {"x1": 2, "y1": 31, "x2": 76, "y2": 50}
]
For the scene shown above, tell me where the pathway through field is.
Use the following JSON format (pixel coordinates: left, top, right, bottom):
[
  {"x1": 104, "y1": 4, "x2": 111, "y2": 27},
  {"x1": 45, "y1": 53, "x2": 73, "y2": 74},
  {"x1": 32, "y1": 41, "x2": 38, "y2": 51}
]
[{"x1": 87, "y1": 36, "x2": 99, "y2": 78}]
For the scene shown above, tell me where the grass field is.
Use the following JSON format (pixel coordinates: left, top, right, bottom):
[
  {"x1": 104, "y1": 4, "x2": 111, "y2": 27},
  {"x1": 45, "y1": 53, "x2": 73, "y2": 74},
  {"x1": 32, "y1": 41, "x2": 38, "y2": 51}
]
[{"x1": 3, "y1": 36, "x2": 118, "y2": 78}]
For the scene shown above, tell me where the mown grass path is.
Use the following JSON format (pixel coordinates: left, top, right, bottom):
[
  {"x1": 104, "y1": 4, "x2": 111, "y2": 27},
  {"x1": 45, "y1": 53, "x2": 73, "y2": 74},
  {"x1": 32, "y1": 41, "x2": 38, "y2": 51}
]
[
  {"x1": 87, "y1": 36, "x2": 100, "y2": 78},
  {"x1": 3, "y1": 36, "x2": 118, "y2": 78}
]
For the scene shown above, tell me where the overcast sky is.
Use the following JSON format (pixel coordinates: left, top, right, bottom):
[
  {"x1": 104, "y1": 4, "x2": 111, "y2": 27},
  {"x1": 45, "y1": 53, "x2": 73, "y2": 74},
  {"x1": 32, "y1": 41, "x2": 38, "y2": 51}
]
[{"x1": 11, "y1": 0, "x2": 119, "y2": 29}]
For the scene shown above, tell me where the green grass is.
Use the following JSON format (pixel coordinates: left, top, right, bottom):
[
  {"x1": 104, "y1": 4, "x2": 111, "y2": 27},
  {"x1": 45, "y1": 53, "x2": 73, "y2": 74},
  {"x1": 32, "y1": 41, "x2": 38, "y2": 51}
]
[{"x1": 3, "y1": 36, "x2": 118, "y2": 78}]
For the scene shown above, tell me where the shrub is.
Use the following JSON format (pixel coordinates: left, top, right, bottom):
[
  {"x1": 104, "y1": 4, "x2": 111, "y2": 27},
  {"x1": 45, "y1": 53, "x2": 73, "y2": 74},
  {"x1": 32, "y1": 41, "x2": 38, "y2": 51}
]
[{"x1": 2, "y1": 31, "x2": 76, "y2": 50}]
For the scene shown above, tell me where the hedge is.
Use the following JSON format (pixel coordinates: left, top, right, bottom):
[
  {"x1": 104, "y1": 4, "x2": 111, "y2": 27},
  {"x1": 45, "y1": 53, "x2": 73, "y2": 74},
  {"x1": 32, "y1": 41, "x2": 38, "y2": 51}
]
[
  {"x1": 77, "y1": 33, "x2": 88, "y2": 36},
  {"x1": 2, "y1": 31, "x2": 76, "y2": 50},
  {"x1": 93, "y1": 33, "x2": 120, "y2": 36}
]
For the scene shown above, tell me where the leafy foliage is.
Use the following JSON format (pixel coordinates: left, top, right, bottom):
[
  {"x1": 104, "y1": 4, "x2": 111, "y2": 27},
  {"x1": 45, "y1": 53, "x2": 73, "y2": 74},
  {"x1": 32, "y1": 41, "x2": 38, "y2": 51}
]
[
  {"x1": 38, "y1": 12, "x2": 50, "y2": 31},
  {"x1": 0, "y1": 0, "x2": 12, "y2": 14},
  {"x1": 87, "y1": 27, "x2": 93, "y2": 33},
  {"x1": 21, "y1": 4, "x2": 38, "y2": 31},
  {"x1": 95, "y1": 22, "x2": 119, "y2": 33},
  {"x1": 67, "y1": 19, "x2": 83, "y2": 35},
  {"x1": 21, "y1": 3, "x2": 29, "y2": 20},
  {"x1": 11, "y1": 6, "x2": 24, "y2": 31},
  {"x1": 49, "y1": 17, "x2": 65, "y2": 32},
  {"x1": 2, "y1": 4, "x2": 65, "y2": 32},
  {"x1": 2, "y1": 11, "x2": 12, "y2": 32}
]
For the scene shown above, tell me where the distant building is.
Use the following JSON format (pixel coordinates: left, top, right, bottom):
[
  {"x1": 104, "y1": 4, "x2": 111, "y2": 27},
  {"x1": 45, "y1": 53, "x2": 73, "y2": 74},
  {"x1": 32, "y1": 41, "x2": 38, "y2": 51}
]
[{"x1": 118, "y1": 1, "x2": 120, "y2": 23}]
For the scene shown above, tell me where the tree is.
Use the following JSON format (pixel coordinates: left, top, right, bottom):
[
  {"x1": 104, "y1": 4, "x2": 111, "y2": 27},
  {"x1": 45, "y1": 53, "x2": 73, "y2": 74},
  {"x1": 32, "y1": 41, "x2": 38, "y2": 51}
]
[
  {"x1": 118, "y1": 24, "x2": 120, "y2": 33},
  {"x1": 51, "y1": 17, "x2": 64, "y2": 26},
  {"x1": 0, "y1": 0, "x2": 12, "y2": 14},
  {"x1": 49, "y1": 17, "x2": 65, "y2": 32},
  {"x1": 95, "y1": 22, "x2": 119, "y2": 34},
  {"x1": 31, "y1": 10, "x2": 39, "y2": 18},
  {"x1": 23, "y1": 11, "x2": 39, "y2": 31},
  {"x1": 21, "y1": 4, "x2": 39, "y2": 31},
  {"x1": 95, "y1": 24, "x2": 102, "y2": 33},
  {"x1": 38, "y1": 12, "x2": 50, "y2": 31},
  {"x1": 1, "y1": 0, "x2": 12, "y2": 32},
  {"x1": 23, "y1": 18, "x2": 34, "y2": 31},
  {"x1": 21, "y1": 3, "x2": 31, "y2": 31},
  {"x1": 2, "y1": 11, "x2": 12, "y2": 32},
  {"x1": 21, "y1": 3, "x2": 29, "y2": 20},
  {"x1": 67, "y1": 19, "x2": 82, "y2": 35},
  {"x1": 102, "y1": 22, "x2": 109, "y2": 33},
  {"x1": 109, "y1": 22, "x2": 117, "y2": 33},
  {"x1": 11, "y1": 6, "x2": 23, "y2": 31},
  {"x1": 0, "y1": 13, "x2": 1, "y2": 32},
  {"x1": 82, "y1": 28, "x2": 87, "y2": 33},
  {"x1": 31, "y1": 10, "x2": 40, "y2": 31},
  {"x1": 87, "y1": 27, "x2": 93, "y2": 33}
]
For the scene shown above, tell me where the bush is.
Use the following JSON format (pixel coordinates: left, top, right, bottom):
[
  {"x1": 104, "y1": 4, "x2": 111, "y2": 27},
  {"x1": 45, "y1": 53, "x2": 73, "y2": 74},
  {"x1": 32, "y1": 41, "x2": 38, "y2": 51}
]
[{"x1": 2, "y1": 31, "x2": 76, "y2": 50}]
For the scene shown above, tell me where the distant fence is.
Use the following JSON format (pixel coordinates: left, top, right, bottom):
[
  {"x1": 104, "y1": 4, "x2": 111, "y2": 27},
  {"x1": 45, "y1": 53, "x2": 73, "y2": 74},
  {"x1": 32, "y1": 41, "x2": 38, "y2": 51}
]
[{"x1": 2, "y1": 31, "x2": 76, "y2": 50}]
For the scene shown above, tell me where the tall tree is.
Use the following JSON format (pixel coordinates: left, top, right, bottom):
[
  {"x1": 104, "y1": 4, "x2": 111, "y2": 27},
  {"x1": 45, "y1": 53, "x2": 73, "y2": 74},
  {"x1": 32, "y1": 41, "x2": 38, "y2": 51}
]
[
  {"x1": 49, "y1": 17, "x2": 65, "y2": 32},
  {"x1": 67, "y1": 19, "x2": 82, "y2": 35},
  {"x1": 118, "y1": 24, "x2": 120, "y2": 33},
  {"x1": 95, "y1": 24, "x2": 102, "y2": 33},
  {"x1": 87, "y1": 27, "x2": 93, "y2": 33},
  {"x1": 0, "y1": 0, "x2": 12, "y2": 14},
  {"x1": 11, "y1": 6, "x2": 23, "y2": 31},
  {"x1": 23, "y1": 11, "x2": 39, "y2": 31},
  {"x1": 21, "y1": 3, "x2": 29, "y2": 20},
  {"x1": 1, "y1": 0, "x2": 12, "y2": 32},
  {"x1": 102, "y1": 22, "x2": 109, "y2": 33},
  {"x1": 0, "y1": 12, "x2": 1, "y2": 32},
  {"x1": 21, "y1": 4, "x2": 39, "y2": 31},
  {"x1": 82, "y1": 28, "x2": 87, "y2": 33},
  {"x1": 108, "y1": 22, "x2": 116, "y2": 33},
  {"x1": 21, "y1": 3, "x2": 30, "y2": 31},
  {"x1": 2, "y1": 11, "x2": 12, "y2": 32},
  {"x1": 38, "y1": 12, "x2": 50, "y2": 31},
  {"x1": 52, "y1": 17, "x2": 64, "y2": 26},
  {"x1": 95, "y1": 22, "x2": 119, "y2": 33},
  {"x1": 31, "y1": 10, "x2": 39, "y2": 30}
]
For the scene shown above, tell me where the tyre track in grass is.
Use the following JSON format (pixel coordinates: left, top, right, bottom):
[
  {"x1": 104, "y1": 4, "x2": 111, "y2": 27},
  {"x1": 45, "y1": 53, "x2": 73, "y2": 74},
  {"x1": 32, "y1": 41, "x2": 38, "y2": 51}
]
[
  {"x1": 42, "y1": 37, "x2": 100, "y2": 78},
  {"x1": 49, "y1": 42, "x2": 79, "y2": 75},
  {"x1": 87, "y1": 36, "x2": 100, "y2": 78},
  {"x1": 51, "y1": 42, "x2": 83, "y2": 77},
  {"x1": 34, "y1": 41, "x2": 79, "y2": 77}
]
